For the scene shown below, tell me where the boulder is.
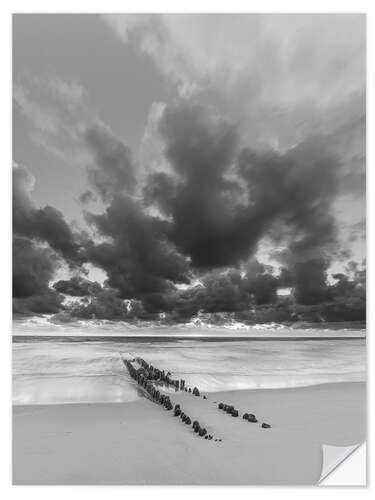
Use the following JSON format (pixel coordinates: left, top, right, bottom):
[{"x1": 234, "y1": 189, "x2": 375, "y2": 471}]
[
  {"x1": 218, "y1": 403, "x2": 224, "y2": 410},
  {"x1": 248, "y1": 414, "x2": 257, "y2": 422},
  {"x1": 185, "y1": 417, "x2": 191, "y2": 425},
  {"x1": 243, "y1": 413, "x2": 249, "y2": 420},
  {"x1": 262, "y1": 423, "x2": 271, "y2": 428},
  {"x1": 199, "y1": 427, "x2": 207, "y2": 437},
  {"x1": 174, "y1": 409, "x2": 181, "y2": 417},
  {"x1": 231, "y1": 410, "x2": 239, "y2": 417}
]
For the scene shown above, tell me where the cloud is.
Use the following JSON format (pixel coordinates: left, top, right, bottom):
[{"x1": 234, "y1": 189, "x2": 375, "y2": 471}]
[
  {"x1": 13, "y1": 75, "x2": 92, "y2": 163},
  {"x1": 13, "y1": 15, "x2": 366, "y2": 318},
  {"x1": 147, "y1": 103, "x2": 341, "y2": 277},
  {"x1": 53, "y1": 276, "x2": 102, "y2": 297},
  {"x1": 105, "y1": 14, "x2": 365, "y2": 247},
  {"x1": 103, "y1": 14, "x2": 365, "y2": 106},
  {"x1": 84, "y1": 125, "x2": 136, "y2": 201},
  {"x1": 85, "y1": 194, "x2": 190, "y2": 300},
  {"x1": 13, "y1": 163, "x2": 84, "y2": 265},
  {"x1": 13, "y1": 236, "x2": 63, "y2": 314},
  {"x1": 13, "y1": 237, "x2": 58, "y2": 298}
]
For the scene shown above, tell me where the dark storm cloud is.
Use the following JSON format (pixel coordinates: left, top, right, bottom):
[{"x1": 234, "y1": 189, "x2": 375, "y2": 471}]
[
  {"x1": 86, "y1": 194, "x2": 190, "y2": 299},
  {"x1": 84, "y1": 125, "x2": 136, "y2": 201},
  {"x1": 13, "y1": 237, "x2": 58, "y2": 298},
  {"x1": 143, "y1": 261, "x2": 280, "y2": 318},
  {"x1": 13, "y1": 164, "x2": 84, "y2": 265},
  {"x1": 53, "y1": 276, "x2": 102, "y2": 296},
  {"x1": 238, "y1": 137, "x2": 339, "y2": 304},
  {"x1": 144, "y1": 103, "x2": 341, "y2": 304},
  {"x1": 13, "y1": 236, "x2": 63, "y2": 314},
  {"x1": 13, "y1": 100, "x2": 364, "y2": 318},
  {"x1": 156, "y1": 102, "x2": 245, "y2": 268}
]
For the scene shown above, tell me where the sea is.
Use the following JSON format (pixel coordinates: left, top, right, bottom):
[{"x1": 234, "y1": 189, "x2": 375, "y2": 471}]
[{"x1": 12, "y1": 316, "x2": 366, "y2": 405}]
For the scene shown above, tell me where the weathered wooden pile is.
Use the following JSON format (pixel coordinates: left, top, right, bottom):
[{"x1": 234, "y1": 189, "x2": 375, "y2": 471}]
[
  {"x1": 123, "y1": 357, "x2": 219, "y2": 441},
  {"x1": 123, "y1": 355, "x2": 271, "y2": 441},
  {"x1": 217, "y1": 402, "x2": 271, "y2": 428}
]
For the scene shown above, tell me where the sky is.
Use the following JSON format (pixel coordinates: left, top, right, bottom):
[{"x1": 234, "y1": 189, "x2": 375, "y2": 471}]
[{"x1": 12, "y1": 14, "x2": 366, "y2": 319}]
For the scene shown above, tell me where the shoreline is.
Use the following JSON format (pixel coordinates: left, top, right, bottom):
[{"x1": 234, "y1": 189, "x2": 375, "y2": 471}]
[
  {"x1": 12, "y1": 335, "x2": 366, "y2": 342},
  {"x1": 13, "y1": 381, "x2": 366, "y2": 485}
]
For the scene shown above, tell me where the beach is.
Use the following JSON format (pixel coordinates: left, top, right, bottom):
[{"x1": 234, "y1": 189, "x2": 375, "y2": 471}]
[{"x1": 13, "y1": 381, "x2": 366, "y2": 485}]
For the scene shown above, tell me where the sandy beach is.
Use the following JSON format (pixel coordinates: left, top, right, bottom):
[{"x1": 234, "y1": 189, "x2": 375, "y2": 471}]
[{"x1": 13, "y1": 381, "x2": 366, "y2": 485}]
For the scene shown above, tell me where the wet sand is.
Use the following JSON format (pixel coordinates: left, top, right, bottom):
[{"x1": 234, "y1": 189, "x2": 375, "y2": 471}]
[{"x1": 13, "y1": 382, "x2": 366, "y2": 485}]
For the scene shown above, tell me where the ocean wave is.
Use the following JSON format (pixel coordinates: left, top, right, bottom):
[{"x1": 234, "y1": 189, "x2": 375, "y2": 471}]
[{"x1": 13, "y1": 334, "x2": 366, "y2": 405}]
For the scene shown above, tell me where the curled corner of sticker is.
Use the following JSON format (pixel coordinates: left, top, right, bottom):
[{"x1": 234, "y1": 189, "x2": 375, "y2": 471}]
[{"x1": 318, "y1": 442, "x2": 366, "y2": 485}]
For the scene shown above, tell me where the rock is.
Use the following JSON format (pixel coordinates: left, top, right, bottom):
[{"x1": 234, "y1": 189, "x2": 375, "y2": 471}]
[
  {"x1": 174, "y1": 409, "x2": 181, "y2": 417},
  {"x1": 226, "y1": 405, "x2": 234, "y2": 414},
  {"x1": 218, "y1": 403, "x2": 224, "y2": 410},
  {"x1": 243, "y1": 413, "x2": 249, "y2": 420},
  {"x1": 231, "y1": 410, "x2": 239, "y2": 417},
  {"x1": 192, "y1": 387, "x2": 200, "y2": 396},
  {"x1": 262, "y1": 423, "x2": 271, "y2": 428},
  {"x1": 193, "y1": 420, "x2": 199, "y2": 428},
  {"x1": 205, "y1": 435, "x2": 208, "y2": 439},
  {"x1": 185, "y1": 417, "x2": 191, "y2": 425},
  {"x1": 194, "y1": 426, "x2": 200, "y2": 433},
  {"x1": 208, "y1": 435, "x2": 213, "y2": 440},
  {"x1": 188, "y1": 388, "x2": 192, "y2": 393},
  {"x1": 174, "y1": 404, "x2": 180, "y2": 411},
  {"x1": 203, "y1": 396, "x2": 207, "y2": 400},
  {"x1": 199, "y1": 427, "x2": 207, "y2": 437},
  {"x1": 248, "y1": 414, "x2": 258, "y2": 423}
]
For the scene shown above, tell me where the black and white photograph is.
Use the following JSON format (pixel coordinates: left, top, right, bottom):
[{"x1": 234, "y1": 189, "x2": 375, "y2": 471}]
[{"x1": 11, "y1": 12, "x2": 366, "y2": 485}]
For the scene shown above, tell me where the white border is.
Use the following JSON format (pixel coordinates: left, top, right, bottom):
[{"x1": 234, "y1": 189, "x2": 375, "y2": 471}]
[{"x1": 1, "y1": 1, "x2": 372, "y2": 498}]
